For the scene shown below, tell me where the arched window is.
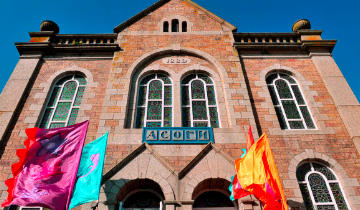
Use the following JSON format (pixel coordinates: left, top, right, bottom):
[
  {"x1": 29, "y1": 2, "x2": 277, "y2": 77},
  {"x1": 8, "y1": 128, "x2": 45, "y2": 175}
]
[
  {"x1": 182, "y1": 21, "x2": 187, "y2": 32},
  {"x1": 181, "y1": 73, "x2": 219, "y2": 127},
  {"x1": 171, "y1": 19, "x2": 179, "y2": 32},
  {"x1": 296, "y1": 162, "x2": 349, "y2": 210},
  {"x1": 266, "y1": 72, "x2": 315, "y2": 130},
  {"x1": 135, "y1": 73, "x2": 172, "y2": 128},
  {"x1": 163, "y1": 21, "x2": 169, "y2": 32},
  {"x1": 39, "y1": 74, "x2": 86, "y2": 128}
]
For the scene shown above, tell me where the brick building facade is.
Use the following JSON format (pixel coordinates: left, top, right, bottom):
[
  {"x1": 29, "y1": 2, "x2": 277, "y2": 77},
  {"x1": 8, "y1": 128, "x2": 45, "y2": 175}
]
[{"x1": 1, "y1": 0, "x2": 360, "y2": 209}]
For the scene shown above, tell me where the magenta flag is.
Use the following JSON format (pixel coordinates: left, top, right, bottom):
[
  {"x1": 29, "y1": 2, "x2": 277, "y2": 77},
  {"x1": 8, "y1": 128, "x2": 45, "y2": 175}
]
[{"x1": 2, "y1": 121, "x2": 89, "y2": 210}]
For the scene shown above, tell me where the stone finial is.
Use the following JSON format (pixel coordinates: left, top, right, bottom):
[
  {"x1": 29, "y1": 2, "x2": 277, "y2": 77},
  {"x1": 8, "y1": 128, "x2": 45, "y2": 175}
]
[
  {"x1": 292, "y1": 19, "x2": 311, "y2": 32},
  {"x1": 40, "y1": 20, "x2": 59, "y2": 34}
]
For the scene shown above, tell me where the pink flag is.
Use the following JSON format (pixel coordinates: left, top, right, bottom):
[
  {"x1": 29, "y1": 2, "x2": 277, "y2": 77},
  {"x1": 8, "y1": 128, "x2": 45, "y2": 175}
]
[{"x1": 2, "y1": 121, "x2": 89, "y2": 210}]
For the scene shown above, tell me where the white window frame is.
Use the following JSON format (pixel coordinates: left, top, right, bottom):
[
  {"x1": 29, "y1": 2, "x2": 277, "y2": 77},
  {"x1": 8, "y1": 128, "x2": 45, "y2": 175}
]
[
  {"x1": 297, "y1": 162, "x2": 351, "y2": 210},
  {"x1": 19, "y1": 207, "x2": 43, "y2": 210},
  {"x1": 39, "y1": 74, "x2": 86, "y2": 128},
  {"x1": 267, "y1": 73, "x2": 316, "y2": 130},
  {"x1": 135, "y1": 73, "x2": 173, "y2": 128},
  {"x1": 181, "y1": 74, "x2": 220, "y2": 127}
]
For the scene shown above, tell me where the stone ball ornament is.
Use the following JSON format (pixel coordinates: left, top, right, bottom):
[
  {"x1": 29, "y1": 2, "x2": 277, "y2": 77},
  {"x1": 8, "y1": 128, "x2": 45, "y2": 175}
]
[
  {"x1": 40, "y1": 20, "x2": 60, "y2": 34},
  {"x1": 292, "y1": 19, "x2": 311, "y2": 32}
]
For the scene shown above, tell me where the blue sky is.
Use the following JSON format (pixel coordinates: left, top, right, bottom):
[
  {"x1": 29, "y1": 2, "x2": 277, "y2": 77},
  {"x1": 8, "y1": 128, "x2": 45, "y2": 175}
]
[{"x1": 0, "y1": 0, "x2": 359, "y2": 101}]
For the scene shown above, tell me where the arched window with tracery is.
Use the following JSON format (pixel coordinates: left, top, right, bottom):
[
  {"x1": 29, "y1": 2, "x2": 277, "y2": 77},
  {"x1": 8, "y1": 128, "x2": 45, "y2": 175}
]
[
  {"x1": 39, "y1": 74, "x2": 86, "y2": 128},
  {"x1": 296, "y1": 162, "x2": 350, "y2": 210},
  {"x1": 135, "y1": 73, "x2": 172, "y2": 128},
  {"x1": 266, "y1": 72, "x2": 315, "y2": 130},
  {"x1": 181, "y1": 73, "x2": 219, "y2": 127}
]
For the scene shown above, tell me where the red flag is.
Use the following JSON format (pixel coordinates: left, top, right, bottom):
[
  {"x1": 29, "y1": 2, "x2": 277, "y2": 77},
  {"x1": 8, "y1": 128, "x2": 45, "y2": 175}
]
[
  {"x1": 235, "y1": 134, "x2": 289, "y2": 210},
  {"x1": 246, "y1": 125, "x2": 254, "y2": 151},
  {"x1": 2, "y1": 121, "x2": 89, "y2": 210},
  {"x1": 229, "y1": 126, "x2": 255, "y2": 200}
]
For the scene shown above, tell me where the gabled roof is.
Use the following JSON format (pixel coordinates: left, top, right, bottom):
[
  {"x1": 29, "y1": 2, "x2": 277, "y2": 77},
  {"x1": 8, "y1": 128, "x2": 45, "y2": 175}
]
[
  {"x1": 102, "y1": 143, "x2": 177, "y2": 183},
  {"x1": 113, "y1": 0, "x2": 237, "y2": 33},
  {"x1": 178, "y1": 143, "x2": 235, "y2": 179}
]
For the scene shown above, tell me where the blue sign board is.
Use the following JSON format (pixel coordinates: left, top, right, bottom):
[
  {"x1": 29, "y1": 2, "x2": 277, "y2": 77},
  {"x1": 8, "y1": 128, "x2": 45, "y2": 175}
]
[{"x1": 142, "y1": 127, "x2": 214, "y2": 144}]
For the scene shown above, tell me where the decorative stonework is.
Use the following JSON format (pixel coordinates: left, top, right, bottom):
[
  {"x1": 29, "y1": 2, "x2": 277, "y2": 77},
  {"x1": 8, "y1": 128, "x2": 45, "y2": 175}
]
[{"x1": 162, "y1": 57, "x2": 191, "y2": 64}]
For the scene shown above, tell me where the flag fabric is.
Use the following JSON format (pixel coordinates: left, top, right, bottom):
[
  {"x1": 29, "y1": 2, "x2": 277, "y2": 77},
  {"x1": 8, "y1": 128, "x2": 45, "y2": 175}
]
[
  {"x1": 229, "y1": 126, "x2": 254, "y2": 201},
  {"x1": 246, "y1": 125, "x2": 254, "y2": 151},
  {"x1": 69, "y1": 132, "x2": 108, "y2": 209},
  {"x1": 2, "y1": 121, "x2": 89, "y2": 210},
  {"x1": 235, "y1": 133, "x2": 289, "y2": 210}
]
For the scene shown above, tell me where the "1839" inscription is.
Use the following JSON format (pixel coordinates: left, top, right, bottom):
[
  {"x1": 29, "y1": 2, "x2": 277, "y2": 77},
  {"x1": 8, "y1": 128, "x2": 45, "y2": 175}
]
[{"x1": 162, "y1": 57, "x2": 191, "y2": 64}]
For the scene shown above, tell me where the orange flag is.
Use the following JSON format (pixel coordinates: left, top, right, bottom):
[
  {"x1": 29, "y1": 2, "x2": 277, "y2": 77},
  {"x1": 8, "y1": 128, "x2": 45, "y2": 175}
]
[
  {"x1": 235, "y1": 134, "x2": 289, "y2": 210},
  {"x1": 246, "y1": 125, "x2": 254, "y2": 151}
]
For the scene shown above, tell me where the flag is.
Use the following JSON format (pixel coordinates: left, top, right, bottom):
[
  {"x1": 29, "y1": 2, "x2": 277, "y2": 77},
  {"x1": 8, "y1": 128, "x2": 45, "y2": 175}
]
[
  {"x1": 235, "y1": 134, "x2": 289, "y2": 210},
  {"x1": 2, "y1": 121, "x2": 89, "y2": 210},
  {"x1": 229, "y1": 126, "x2": 254, "y2": 201},
  {"x1": 69, "y1": 132, "x2": 108, "y2": 209}
]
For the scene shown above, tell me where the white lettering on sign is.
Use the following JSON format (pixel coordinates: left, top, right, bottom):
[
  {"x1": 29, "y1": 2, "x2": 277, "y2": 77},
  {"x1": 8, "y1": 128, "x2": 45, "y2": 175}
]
[{"x1": 162, "y1": 57, "x2": 191, "y2": 64}]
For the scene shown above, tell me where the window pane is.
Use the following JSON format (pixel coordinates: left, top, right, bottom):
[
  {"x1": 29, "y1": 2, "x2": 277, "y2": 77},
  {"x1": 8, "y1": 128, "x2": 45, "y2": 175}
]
[
  {"x1": 282, "y1": 100, "x2": 301, "y2": 119},
  {"x1": 330, "y1": 183, "x2": 349, "y2": 210},
  {"x1": 74, "y1": 86, "x2": 85, "y2": 106},
  {"x1": 50, "y1": 122, "x2": 66, "y2": 129},
  {"x1": 317, "y1": 205, "x2": 336, "y2": 210},
  {"x1": 191, "y1": 80, "x2": 205, "y2": 99},
  {"x1": 60, "y1": 81, "x2": 77, "y2": 100},
  {"x1": 266, "y1": 74, "x2": 277, "y2": 84},
  {"x1": 300, "y1": 106, "x2": 315, "y2": 129},
  {"x1": 289, "y1": 121, "x2": 305, "y2": 129},
  {"x1": 182, "y1": 21, "x2": 187, "y2": 32},
  {"x1": 39, "y1": 108, "x2": 53, "y2": 128},
  {"x1": 48, "y1": 87, "x2": 61, "y2": 107},
  {"x1": 209, "y1": 107, "x2": 219, "y2": 128},
  {"x1": 194, "y1": 122, "x2": 208, "y2": 127},
  {"x1": 147, "y1": 101, "x2": 162, "y2": 120},
  {"x1": 182, "y1": 74, "x2": 196, "y2": 84},
  {"x1": 56, "y1": 75, "x2": 73, "y2": 85},
  {"x1": 313, "y1": 163, "x2": 336, "y2": 180},
  {"x1": 148, "y1": 80, "x2": 162, "y2": 100},
  {"x1": 182, "y1": 107, "x2": 190, "y2": 127},
  {"x1": 280, "y1": 73, "x2": 296, "y2": 84},
  {"x1": 199, "y1": 74, "x2": 213, "y2": 84},
  {"x1": 74, "y1": 75, "x2": 87, "y2": 85},
  {"x1": 268, "y1": 85, "x2": 279, "y2": 105},
  {"x1": 192, "y1": 101, "x2": 208, "y2": 120},
  {"x1": 296, "y1": 163, "x2": 311, "y2": 181},
  {"x1": 164, "y1": 86, "x2": 172, "y2": 105},
  {"x1": 158, "y1": 74, "x2": 171, "y2": 84},
  {"x1": 163, "y1": 21, "x2": 169, "y2": 32},
  {"x1": 135, "y1": 108, "x2": 145, "y2": 128},
  {"x1": 52, "y1": 102, "x2": 71, "y2": 121},
  {"x1": 275, "y1": 107, "x2": 287, "y2": 129},
  {"x1": 207, "y1": 86, "x2": 216, "y2": 105},
  {"x1": 291, "y1": 85, "x2": 305, "y2": 105},
  {"x1": 164, "y1": 107, "x2": 172, "y2": 127},
  {"x1": 182, "y1": 87, "x2": 190, "y2": 107},
  {"x1": 299, "y1": 183, "x2": 315, "y2": 210},
  {"x1": 275, "y1": 80, "x2": 292, "y2": 99},
  {"x1": 138, "y1": 86, "x2": 147, "y2": 106},
  {"x1": 308, "y1": 173, "x2": 332, "y2": 203},
  {"x1": 140, "y1": 74, "x2": 155, "y2": 85},
  {"x1": 68, "y1": 108, "x2": 79, "y2": 126},
  {"x1": 146, "y1": 122, "x2": 161, "y2": 127}
]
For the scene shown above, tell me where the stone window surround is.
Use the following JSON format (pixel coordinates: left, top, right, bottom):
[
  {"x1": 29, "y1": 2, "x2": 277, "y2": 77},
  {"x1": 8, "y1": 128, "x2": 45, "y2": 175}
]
[
  {"x1": 287, "y1": 149, "x2": 360, "y2": 209},
  {"x1": 160, "y1": 16, "x2": 192, "y2": 33},
  {"x1": 24, "y1": 65, "x2": 97, "y2": 131},
  {"x1": 257, "y1": 63, "x2": 335, "y2": 135},
  {"x1": 131, "y1": 65, "x2": 224, "y2": 128}
]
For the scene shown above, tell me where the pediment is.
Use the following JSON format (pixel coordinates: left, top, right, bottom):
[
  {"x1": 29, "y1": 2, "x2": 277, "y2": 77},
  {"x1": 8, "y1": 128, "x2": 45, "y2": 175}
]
[{"x1": 113, "y1": 0, "x2": 236, "y2": 33}]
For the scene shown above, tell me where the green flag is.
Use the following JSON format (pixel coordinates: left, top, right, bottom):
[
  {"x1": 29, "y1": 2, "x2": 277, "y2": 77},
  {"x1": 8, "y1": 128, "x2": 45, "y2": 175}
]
[{"x1": 69, "y1": 132, "x2": 108, "y2": 209}]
